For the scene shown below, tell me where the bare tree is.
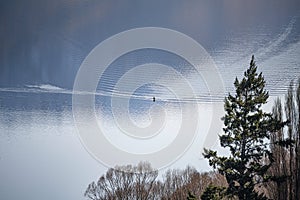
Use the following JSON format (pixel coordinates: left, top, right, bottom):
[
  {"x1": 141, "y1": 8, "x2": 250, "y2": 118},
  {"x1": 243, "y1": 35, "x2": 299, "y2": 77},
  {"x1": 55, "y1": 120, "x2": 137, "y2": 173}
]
[
  {"x1": 132, "y1": 162, "x2": 158, "y2": 200},
  {"x1": 265, "y1": 98, "x2": 289, "y2": 200},
  {"x1": 160, "y1": 167, "x2": 226, "y2": 199},
  {"x1": 85, "y1": 163, "x2": 229, "y2": 199},
  {"x1": 295, "y1": 78, "x2": 300, "y2": 200},
  {"x1": 285, "y1": 81, "x2": 296, "y2": 200},
  {"x1": 265, "y1": 79, "x2": 300, "y2": 200},
  {"x1": 84, "y1": 162, "x2": 158, "y2": 200}
]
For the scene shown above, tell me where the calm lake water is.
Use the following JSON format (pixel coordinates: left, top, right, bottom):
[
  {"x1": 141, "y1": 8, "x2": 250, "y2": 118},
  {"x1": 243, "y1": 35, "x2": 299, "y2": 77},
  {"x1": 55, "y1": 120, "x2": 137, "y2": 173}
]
[{"x1": 1, "y1": 1, "x2": 300, "y2": 200}]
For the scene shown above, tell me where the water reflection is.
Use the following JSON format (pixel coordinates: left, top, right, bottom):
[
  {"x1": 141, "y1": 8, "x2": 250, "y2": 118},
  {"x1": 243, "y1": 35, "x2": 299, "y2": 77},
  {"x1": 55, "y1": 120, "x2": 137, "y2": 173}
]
[{"x1": 0, "y1": 1, "x2": 300, "y2": 199}]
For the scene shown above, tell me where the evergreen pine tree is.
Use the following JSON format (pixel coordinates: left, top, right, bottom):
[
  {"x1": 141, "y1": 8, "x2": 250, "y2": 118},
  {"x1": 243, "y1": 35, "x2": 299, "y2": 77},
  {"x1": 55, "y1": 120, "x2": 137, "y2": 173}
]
[
  {"x1": 187, "y1": 191, "x2": 197, "y2": 200},
  {"x1": 201, "y1": 185, "x2": 226, "y2": 200},
  {"x1": 203, "y1": 56, "x2": 284, "y2": 200}
]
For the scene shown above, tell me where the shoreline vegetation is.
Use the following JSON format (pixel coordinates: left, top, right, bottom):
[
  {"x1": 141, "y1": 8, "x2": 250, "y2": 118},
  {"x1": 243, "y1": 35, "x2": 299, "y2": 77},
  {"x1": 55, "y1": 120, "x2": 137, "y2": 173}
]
[{"x1": 85, "y1": 56, "x2": 300, "y2": 200}]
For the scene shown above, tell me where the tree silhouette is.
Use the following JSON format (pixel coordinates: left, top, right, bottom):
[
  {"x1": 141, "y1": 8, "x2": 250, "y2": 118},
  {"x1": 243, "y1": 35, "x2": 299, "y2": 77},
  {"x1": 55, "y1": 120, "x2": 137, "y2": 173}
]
[
  {"x1": 203, "y1": 56, "x2": 284, "y2": 199},
  {"x1": 284, "y1": 79, "x2": 300, "y2": 200},
  {"x1": 265, "y1": 98, "x2": 289, "y2": 200},
  {"x1": 265, "y1": 79, "x2": 300, "y2": 199}
]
